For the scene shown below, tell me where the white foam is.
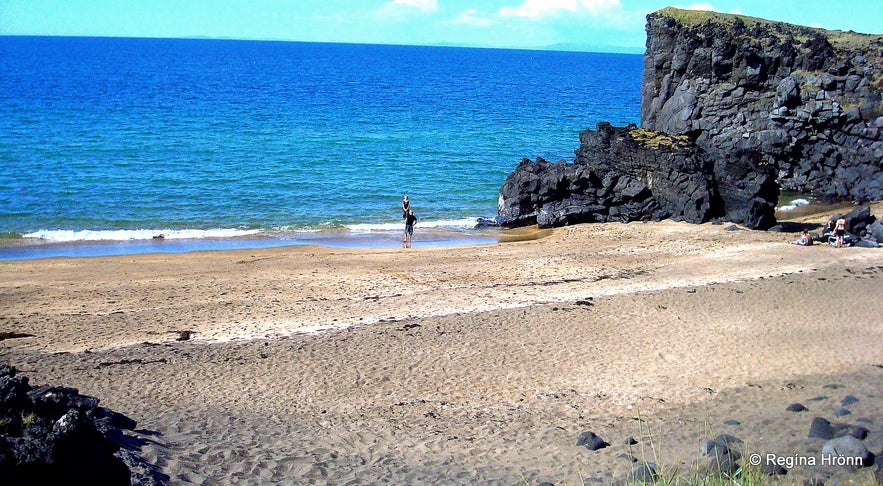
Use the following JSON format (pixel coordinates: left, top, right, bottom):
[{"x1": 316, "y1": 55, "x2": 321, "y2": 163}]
[
  {"x1": 345, "y1": 218, "x2": 483, "y2": 232},
  {"x1": 23, "y1": 228, "x2": 262, "y2": 242},
  {"x1": 777, "y1": 198, "x2": 811, "y2": 211}
]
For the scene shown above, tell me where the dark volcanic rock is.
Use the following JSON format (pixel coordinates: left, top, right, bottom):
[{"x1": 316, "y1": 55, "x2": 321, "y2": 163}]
[
  {"x1": 849, "y1": 426, "x2": 869, "y2": 440},
  {"x1": 628, "y1": 462, "x2": 660, "y2": 483},
  {"x1": 0, "y1": 364, "x2": 165, "y2": 486},
  {"x1": 497, "y1": 124, "x2": 778, "y2": 229},
  {"x1": 787, "y1": 402, "x2": 809, "y2": 412},
  {"x1": 576, "y1": 431, "x2": 610, "y2": 451},
  {"x1": 762, "y1": 461, "x2": 788, "y2": 476},
  {"x1": 642, "y1": 8, "x2": 883, "y2": 204},
  {"x1": 840, "y1": 395, "x2": 860, "y2": 407},
  {"x1": 809, "y1": 417, "x2": 836, "y2": 440},
  {"x1": 498, "y1": 9, "x2": 882, "y2": 231},
  {"x1": 833, "y1": 407, "x2": 852, "y2": 417},
  {"x1": 821, "y1": 436, "x2": 874, "y2": 467}
]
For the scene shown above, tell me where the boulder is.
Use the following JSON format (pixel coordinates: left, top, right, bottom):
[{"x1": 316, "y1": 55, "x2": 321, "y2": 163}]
[
  {"x1": 821, "y1": 435, "x2": 874, "y2": 467},
  {"x1": 0, "y1": 364, "x2": 165, "y2": 486},
  {"x1": 576, "y1": 431, "x2": 610, "y2": 451},
  {"x1": 627, "y1": 462, "x2": 660, "y2": 483},
  {"x1": 498, "y1": 124, "x2": 777, "y2": 229}
]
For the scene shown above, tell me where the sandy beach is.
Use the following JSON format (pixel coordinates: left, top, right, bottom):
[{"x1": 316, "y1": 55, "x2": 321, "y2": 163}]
[{"x1": 2, "y1": 206, "x2": 882, "y2": 484}]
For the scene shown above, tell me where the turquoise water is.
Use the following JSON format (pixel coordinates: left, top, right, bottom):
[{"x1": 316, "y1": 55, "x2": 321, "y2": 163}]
[{"x1": 0, "y1": 36, "x2": 642, "y2": 258}]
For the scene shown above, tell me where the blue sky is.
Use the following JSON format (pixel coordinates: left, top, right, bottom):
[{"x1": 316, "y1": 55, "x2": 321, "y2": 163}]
[{"x1": 1, "y1": 1, "x2": 880, "y2": 52}]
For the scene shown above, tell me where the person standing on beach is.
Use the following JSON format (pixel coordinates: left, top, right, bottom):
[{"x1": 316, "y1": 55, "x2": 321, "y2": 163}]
[
  {"x1": 834, "y1": 216, "x2": 847, "y2": 247},
  {"x1": 404, "y1": 209, "x2": 417, "y2": 248},
  {"x1": 401, "y1": 195, "x2": 410, "y2": 220}
]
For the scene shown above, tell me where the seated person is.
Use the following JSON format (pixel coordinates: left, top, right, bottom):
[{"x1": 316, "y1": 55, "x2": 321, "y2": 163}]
[{"x1": 792, "y1": 230, "x2": 813, "y2": 246}]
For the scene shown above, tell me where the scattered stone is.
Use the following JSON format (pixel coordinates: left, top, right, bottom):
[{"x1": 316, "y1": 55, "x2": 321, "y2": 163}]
[
  {"x1": 0, "y1": 332, "x2": 36, "y2": 341},
  {"x1": 176, "y1": 330, "x2": 193, "y2": 341},
  {"x1": 833, "y1": 407, "x2": 852, "y2": 417},
  {"x1": 808, "y1": 417, "x2": 835, "y2": 440},
  {"x1": 702, "y1": 451, "x2": 739, "y2": 476},
  {"x1": 786, "y1": 403, "x2": 809, "y2": 412},
  {"x1": 624, "y1": 436, "x2": 639, "y2": 445},
  {"x1": 854, "y1": 239, "x2": 878, "y2": 248},
  {"x1": 840, "y1": 395, "x2": 859, "y2": 407},
  {"x1": 576, "y1": 431, "x2": 609, "y2": 451},
  {"x1": 807, "y1": 396, "x2": 828, "y2": 402},
  {"x1": 723, "y1": 419, "x2": 741, "y2": 425},
  {"x1": 714, "y1": 434, "x2": 744, "y2": 448},
  {"x1": 700, "y1": 435, "x2": 743, "y2": 464},
  {"x1": 821, "y1": 435, "x2": 874, "y2": 467},
  {"x1": 856, "y1": 417, "x2": 873, "y2": 424},
  {"x1": 617, "y1": 453, "x2": 639, "y2": 463},
  {"x1": 848, "y1": 426, "x2": 869, "y2": 440},
  {"x1": 762, "y1": 461, "x2": 788, "y2": 476},
  {"x1": 700, "y1": 438, "x2": 724, "y2": 456},
  {"x1": 627, "y1": 462, "x2": 659, "y2": 484}
]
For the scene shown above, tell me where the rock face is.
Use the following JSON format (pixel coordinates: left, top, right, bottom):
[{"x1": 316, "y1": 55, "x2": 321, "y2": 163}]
[
  {"x1": 642, "y1": 8, "x2": 883, "y2": 202},
  {"x1": 498, "y1": 123, "x2": 778, "y2": 229},
  {"x1": 499, "y1": 8, "x2": 882, "y2": 229},
  {"x1": 0, "y1": 364, "x2": 165, "y2": 485}
]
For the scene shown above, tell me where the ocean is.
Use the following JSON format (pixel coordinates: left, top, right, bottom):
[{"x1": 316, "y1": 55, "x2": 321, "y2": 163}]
[{"x1": 0, "y1": 36, "x2": 642, "y2": 259}]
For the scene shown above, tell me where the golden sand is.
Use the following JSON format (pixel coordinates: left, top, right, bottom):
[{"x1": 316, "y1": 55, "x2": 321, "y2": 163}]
[{"x1": 2, "y1": 205, "x2": 881, "y2": 484}]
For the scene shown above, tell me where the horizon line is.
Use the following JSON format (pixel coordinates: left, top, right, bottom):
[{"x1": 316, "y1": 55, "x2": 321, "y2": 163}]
[{"x1": 0, "y1": 33, "x2": 646, "y2": 55}]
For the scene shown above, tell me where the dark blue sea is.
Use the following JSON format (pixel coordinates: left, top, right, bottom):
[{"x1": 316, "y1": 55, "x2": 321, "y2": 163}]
[{"x1": 0, "y1": 36, "x2": 642, "y2": 259}]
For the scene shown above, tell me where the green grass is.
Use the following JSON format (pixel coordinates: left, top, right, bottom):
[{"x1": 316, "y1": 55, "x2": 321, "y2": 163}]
[{"x1": 655, "y1": 6, "x2": 883, "y2": 47}]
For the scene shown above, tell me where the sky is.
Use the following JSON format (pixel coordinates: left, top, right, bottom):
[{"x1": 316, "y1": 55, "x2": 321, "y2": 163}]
[{"x1": 1, "y1": 0, "x2": 881, "y2": 53}]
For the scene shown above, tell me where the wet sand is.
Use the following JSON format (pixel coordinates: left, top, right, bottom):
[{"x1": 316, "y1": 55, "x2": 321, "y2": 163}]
[{"x1": 2, "y1": 206, "x2": 881, "y2": 484}]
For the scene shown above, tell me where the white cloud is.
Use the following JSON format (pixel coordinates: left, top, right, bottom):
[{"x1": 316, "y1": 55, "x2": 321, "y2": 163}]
[
  {"x1": 681, "y1": 3, "x2": 716, "y2": 11},
  {"x1": 450, "y1": 9, "x2": 494, "y2": 27},
  {"x1": 386, "y1": 0, "x2": 438, "y2": 12},
  {"x1": 371, "y1": 0, "x2": 438, "y2": 21},
  {"x1": 498, "y1": 0, "x2": 620, "y2": 19}
]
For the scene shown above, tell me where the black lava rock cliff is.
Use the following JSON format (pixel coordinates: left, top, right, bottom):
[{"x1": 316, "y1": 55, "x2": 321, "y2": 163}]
[{"x1": 499, "y1": 8, "x2": 881, "y2": 229}]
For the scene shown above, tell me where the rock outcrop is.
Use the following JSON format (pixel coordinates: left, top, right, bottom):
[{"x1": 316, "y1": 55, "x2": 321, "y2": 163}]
[
  {"x1": 499, "y1": 8, "x2": 882, "y2": 229},
  {"x1": 498, "y1": 123, "x2": 777, "y2": 228},
  {"x1": 644, "y1": 8, "x2": 882, "y2": 201},
  {"x1": 0, "y1": 364, "x2": 165, "y2": 485}
]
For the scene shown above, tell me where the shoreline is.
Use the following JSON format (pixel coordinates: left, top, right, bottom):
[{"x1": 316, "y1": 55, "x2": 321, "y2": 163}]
[
  {"x1": 0, "y1": 226, "x2": 524, "y2": 261},
  {"x1": 0, "y1": 197, "x2": 861, "y2": 262},
  {"x1": 2, "y1": 205, "x2": 881, "y2": 484}
]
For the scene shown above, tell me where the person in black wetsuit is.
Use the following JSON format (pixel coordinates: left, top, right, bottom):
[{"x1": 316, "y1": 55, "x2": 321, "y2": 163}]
[
  {"x1": 401, "y1": 195, "x2": 410, "y2": 220},
  {"x1": 404, "y1": 209, "x2": 417, "y2": 248}
]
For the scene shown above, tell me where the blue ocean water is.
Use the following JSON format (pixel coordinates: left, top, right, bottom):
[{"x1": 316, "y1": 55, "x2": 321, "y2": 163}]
[{"x1": 0, "y1": 36, "x2": 642, "y2": 258}]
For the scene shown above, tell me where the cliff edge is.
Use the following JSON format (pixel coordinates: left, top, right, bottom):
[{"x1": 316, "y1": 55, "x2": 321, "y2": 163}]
[
  {"x1": 643, "y1": 7, "x2": 882, "y2": 201},
  {"x1": 499, "y1": 8, "x2": 882, "y2": 230}
]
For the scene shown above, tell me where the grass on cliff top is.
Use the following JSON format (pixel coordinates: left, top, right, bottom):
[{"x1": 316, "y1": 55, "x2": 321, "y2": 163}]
[
  {"x1": 656, "y1": 7, "x2": 883, "y2": 48},
  {"x1": 629, "y1": 128, "x2": 692, "y2": 149}
]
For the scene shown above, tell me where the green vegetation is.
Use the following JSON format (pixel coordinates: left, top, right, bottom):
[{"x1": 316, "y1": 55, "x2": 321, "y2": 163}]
[
  {"x1": 655, "y1": 7, "x2": 771, "y2": 29},
  {"x1": 629, "y1": 128, "x2": 692, "y2": 149},
  {"x1": 655, "y1": 7, "x2": 883, "y2": 49}
]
